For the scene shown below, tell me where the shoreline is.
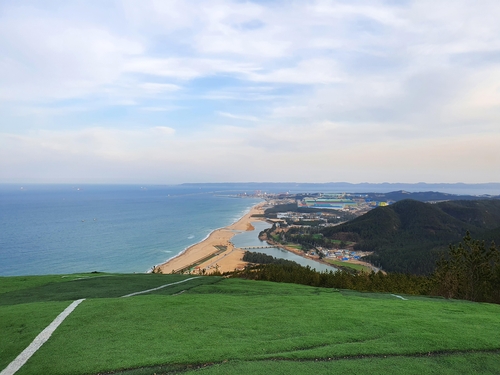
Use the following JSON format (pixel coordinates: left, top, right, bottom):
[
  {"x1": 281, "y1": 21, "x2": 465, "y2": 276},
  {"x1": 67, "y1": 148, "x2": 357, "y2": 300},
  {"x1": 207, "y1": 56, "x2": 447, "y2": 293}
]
[
  {"x1": 149, "y1": 228, "x2": 220, "y2": 272},
  {"x1": 155, "y1": 202, "x2": 266, "y2": 274},
  {"x1": 264, "y1": 239, "x2": 339, "y2": 271}
]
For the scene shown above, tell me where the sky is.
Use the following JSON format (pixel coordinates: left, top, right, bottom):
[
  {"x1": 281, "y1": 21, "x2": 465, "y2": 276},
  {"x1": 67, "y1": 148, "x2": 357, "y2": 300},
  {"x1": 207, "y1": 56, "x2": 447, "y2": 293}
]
[{"x1": 1, "y1": 0, "x2": 499, "y2": 184}]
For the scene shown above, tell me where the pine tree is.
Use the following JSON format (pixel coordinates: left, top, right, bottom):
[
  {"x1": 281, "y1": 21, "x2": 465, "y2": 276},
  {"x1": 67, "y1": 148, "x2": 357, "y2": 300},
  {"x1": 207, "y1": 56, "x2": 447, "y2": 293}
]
[{"x1": 432, "y1": 232, "x2": 500, "y2": 302}]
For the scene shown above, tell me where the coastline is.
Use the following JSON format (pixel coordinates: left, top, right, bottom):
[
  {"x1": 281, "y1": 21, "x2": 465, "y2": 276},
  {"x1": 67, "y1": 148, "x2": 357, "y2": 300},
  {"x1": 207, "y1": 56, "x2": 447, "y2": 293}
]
[{"x1": 155, "y1": 202, "x2": 266, "y2": 274}]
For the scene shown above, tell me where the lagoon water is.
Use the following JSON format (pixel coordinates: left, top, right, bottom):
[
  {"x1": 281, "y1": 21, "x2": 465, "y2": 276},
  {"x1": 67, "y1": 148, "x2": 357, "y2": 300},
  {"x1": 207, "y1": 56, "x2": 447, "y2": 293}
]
[
  {"x1": 0, "y1": 184, "x2": 262, "y2": 276},
  {"x1": 232, "y1": 221, "x2": 336, "y2": 273}
]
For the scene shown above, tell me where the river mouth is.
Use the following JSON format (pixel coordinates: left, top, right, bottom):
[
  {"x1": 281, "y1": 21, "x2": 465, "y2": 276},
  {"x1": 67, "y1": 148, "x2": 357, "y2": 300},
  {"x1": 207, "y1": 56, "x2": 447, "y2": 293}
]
[{"x1": 231, "y1": 221, "x2": 337, "y2": 273}]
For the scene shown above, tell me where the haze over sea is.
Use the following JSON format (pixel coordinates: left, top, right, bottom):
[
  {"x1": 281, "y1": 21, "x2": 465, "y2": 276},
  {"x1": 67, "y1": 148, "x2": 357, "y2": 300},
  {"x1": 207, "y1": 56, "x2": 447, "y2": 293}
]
[{"x1": 2, "y1": 182, "x2": 499, "y2": 276}]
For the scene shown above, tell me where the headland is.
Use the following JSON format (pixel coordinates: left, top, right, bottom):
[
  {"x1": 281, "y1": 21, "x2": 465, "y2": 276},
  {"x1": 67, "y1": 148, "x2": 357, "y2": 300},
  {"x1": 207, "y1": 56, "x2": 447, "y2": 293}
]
[{"x1": 154, "y1": 202, "x2": 266, "y2": 274}]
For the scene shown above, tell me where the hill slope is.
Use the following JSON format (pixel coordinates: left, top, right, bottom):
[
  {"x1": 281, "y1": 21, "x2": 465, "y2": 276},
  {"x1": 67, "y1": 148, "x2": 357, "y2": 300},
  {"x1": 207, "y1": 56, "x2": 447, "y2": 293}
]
[
  {"x1": 321, "y1": 199, "x2": 500, "y2": 274},
  {"x1": 1, "y1": 273, "x2": 499, "y2": 375}
]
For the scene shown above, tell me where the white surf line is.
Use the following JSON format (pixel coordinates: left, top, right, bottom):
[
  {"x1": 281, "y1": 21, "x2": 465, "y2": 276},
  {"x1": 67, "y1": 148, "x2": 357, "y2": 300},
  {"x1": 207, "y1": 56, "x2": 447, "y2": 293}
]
[
  {"x1": 121, "y1": 277, "x2": 202, "y2": 298},
  {"x1": 1, "y1": 299, "x2": 85, "y2": 375},
  {"x1": 390, "y1": 294, "x2": 408, "y2": 300}
]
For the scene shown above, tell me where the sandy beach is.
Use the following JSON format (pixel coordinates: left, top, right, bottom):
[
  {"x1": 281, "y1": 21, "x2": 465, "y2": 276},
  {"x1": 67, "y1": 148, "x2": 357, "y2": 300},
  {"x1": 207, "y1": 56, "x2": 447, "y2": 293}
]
[{"x1": 155, "y1": 202, "x2": 266, "y2": 274}]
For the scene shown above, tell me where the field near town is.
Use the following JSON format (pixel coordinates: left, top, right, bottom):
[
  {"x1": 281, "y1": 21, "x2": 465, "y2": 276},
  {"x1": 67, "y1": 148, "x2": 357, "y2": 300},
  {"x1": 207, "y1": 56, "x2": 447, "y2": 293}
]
[
  {"x1": 1, "y1": 273, "x2": 499, "y2": 375},
  {"x1": 324, "y1": 259, "x2": 372, "y2": 272}
]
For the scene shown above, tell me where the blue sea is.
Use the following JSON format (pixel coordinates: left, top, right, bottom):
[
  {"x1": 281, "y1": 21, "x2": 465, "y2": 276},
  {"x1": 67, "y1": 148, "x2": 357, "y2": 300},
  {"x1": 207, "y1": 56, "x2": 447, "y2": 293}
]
[{"x1": 0, "y1": 184, "x2": 263, "y2": 276}]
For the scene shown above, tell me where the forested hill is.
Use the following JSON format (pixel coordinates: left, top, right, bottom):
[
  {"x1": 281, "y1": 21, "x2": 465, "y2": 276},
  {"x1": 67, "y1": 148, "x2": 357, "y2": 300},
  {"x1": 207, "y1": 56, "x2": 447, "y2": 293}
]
[{"x1": 321, "y1": 199, "x2": 500, "y2": 275}]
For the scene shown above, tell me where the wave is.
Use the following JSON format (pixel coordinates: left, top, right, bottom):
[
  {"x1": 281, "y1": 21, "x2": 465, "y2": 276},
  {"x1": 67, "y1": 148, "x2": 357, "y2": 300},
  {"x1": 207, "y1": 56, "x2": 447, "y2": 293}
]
[
  {"x1": 150, "y1": 228, "x2": 218, "y2": 272},
  {"x1": 229, "y1": 201, "x2": 263, "y2": 226},
  {"x1": 150, "y1": 201, "x2": 263, "y2": 272}
]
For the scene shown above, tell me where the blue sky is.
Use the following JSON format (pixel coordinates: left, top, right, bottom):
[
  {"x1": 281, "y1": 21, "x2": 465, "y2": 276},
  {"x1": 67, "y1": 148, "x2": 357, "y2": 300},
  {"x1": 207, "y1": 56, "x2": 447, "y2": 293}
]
[{"x1": 1, "y1": 0, "x2": 499, "y2": 184}]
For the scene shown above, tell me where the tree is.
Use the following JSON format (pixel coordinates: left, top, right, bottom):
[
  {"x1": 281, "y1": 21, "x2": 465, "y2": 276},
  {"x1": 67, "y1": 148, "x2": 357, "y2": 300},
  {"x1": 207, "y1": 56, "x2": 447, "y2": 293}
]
[{"x1": 432, "y1": 232, "x2": 500, "y2": 303}]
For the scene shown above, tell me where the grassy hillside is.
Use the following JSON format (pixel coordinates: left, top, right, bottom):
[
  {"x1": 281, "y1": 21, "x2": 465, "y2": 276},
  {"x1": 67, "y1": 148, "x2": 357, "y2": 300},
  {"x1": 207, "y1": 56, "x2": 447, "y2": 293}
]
[
  {"x1": 321, "y1": 199, "x2": 500, "y2": 274},
  {"x1": 1, "y1": 273, "x2": 499, "y2": 375}
]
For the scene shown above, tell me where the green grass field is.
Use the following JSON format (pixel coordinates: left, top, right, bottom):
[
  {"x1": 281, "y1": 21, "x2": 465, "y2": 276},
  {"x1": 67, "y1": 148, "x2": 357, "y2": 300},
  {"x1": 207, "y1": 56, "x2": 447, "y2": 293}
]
[
  {"x1": 324, "y1": 259, "x2": 372, "y2": 272},
  {"x1": 1, "y1": 273, "x2": 499, "y2": 374},
  {"x1": 284, "y1": 243, "x2": 303, "y2": 250}
]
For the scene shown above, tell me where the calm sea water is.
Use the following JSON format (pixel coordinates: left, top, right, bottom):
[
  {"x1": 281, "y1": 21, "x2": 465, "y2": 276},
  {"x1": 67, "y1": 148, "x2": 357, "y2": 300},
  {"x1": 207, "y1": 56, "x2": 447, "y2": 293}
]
[{"x1": 0, "y1": 184, "x2": 261, "y2": 276}]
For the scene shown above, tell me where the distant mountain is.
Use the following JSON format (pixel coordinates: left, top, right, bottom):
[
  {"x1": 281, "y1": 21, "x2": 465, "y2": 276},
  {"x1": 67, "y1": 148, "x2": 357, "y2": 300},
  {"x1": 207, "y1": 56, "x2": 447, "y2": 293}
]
[
  {"x1": 321, "y1": 199, "x2": 500, "y2": 275},
  {"x1": 364, "y1": 190, "x2": 500, "y2": 202},
  {"x1": 180, "y1": 182, "x2": 500, "y2": 195}
]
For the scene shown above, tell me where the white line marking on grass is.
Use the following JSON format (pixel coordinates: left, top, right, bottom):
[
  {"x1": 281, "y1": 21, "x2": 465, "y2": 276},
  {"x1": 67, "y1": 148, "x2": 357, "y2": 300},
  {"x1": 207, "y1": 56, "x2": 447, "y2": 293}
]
[
  {"x1": 121, "y1": 277, "x2": 202, "y2": 298},
  {"x1": 71, "y1": 275, "x2": 115, "y2": 281},
  {"x1": 0, "y1": 299, "x2": 85, "y2": 375},
  {"x1": 391, "y1": 294, "x2": 408, "y2": 300},
  {"x1": 62, "y1": 274, "x2": 114, "y2": 280}
]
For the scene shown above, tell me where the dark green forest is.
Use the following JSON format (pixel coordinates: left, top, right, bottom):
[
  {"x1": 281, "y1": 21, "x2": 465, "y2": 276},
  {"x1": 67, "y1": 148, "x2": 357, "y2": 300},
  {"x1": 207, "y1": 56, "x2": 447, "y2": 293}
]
[
  {"x1": 319, "y1": 199, "x2": 500, "y2": 274},
  {"x1": 242, "y1": 251, "x2": 300, "y2": 267}
]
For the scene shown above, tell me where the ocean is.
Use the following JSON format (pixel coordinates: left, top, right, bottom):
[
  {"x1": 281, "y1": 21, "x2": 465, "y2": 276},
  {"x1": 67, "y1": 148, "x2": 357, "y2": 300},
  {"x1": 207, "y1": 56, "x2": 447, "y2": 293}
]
[{"x1": 0, "y1": 184, "x2": 262, "y2": 276}]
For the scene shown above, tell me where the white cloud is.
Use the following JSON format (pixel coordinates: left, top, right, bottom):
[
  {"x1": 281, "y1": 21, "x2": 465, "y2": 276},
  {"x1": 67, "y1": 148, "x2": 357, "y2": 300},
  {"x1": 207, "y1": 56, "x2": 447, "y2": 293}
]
[
  {"x1": 248, "y1": 59, "x2": 344, "y2": 84},
  {"x1": 216, "y1": 111, "x2": 258, "y2": 121},
  {"x1": 152, "y1": 126, "x2": 176, "y2": 136},
  {"x1": 140, "y1": 106, "x2": 184, "y2": 112},
  {"x1": 1, "y1": 0, "x2": 500, "y2": 183},
  {"x1": 139, "y1": 83, "x2": 181, "y2": 93},
  {"x1": 123, "y1": 57, "x2": 259, "y2": 80},
  {"x1": 2, "y1": 118, "x2": 499, "y2": 183},
  {"x1": 0, "y1": 8, "x2": 143, "y2": 102}
]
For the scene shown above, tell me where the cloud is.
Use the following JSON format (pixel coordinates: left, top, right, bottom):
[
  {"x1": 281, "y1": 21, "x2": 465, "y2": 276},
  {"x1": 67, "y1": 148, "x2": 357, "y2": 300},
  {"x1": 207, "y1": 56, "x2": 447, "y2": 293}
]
[
  {"x1": 1, "y1": 0, "x2": 500, "y2": 183},
  {"x1": 123, "y1": 57, "x2": 258, "y2": 80},
  {"x1": 139, "y1": 83, "x2": 181, "y2": 94},
  {"x1": 216, "y1": 111, "x2": 258, "y2": 121},
  {"x1": 0, "y1": 7, "x2": 143, "y2": 102},
  {"x1": 152, "y1": 126, "x2": 176, "y2": 136},
  {"x1": 0, "y1": 126, "x2": 176, "y2": 162},
  {"x1": 140, "y1": 106, "x2": 184, "y2": 112},
  {"x1": 248, "y1": 59, "x2": 344, "y2": 84},
  {"x1": 2, "y1": 118, "x2": 499, "y2": 183}
]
